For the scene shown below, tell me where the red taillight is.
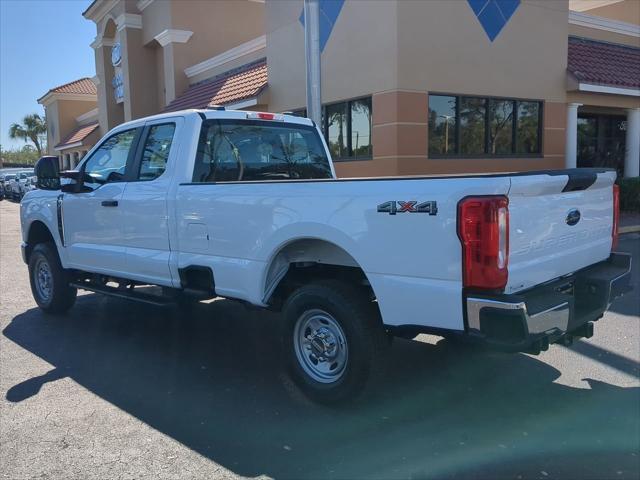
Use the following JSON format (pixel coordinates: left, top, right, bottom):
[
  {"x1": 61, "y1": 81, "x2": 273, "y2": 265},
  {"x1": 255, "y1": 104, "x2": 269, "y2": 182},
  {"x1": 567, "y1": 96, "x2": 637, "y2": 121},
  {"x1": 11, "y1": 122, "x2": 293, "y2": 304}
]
[
  {"x1": 458, "y1": 196, "x2": 509, "y2": 290},
  {"x1": 612, "y1": 184, "x2": 620, "y2": 250}
]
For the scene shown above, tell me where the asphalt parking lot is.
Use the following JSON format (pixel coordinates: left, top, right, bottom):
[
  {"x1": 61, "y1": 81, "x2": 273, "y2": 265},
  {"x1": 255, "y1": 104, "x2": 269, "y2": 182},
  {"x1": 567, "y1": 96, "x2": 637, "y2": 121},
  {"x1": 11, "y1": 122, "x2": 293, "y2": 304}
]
[{"x1": 1, "y1": 199, "x2": 638, "y2": 480}]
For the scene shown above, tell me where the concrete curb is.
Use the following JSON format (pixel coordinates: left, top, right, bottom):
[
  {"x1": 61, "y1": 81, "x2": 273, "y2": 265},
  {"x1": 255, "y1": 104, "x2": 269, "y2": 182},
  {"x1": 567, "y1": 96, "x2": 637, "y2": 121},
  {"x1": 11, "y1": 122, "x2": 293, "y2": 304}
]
[{"x1": 619, "y1": 225, "x2": 640, "y2": 234}]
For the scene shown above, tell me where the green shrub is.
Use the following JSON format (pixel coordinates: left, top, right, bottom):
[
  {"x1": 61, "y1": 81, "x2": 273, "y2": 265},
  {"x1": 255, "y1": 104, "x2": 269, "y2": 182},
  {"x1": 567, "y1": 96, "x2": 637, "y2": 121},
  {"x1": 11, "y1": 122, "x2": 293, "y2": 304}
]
[{"x1": 617, "y1": 177, "x2": 640, "y2": 212}]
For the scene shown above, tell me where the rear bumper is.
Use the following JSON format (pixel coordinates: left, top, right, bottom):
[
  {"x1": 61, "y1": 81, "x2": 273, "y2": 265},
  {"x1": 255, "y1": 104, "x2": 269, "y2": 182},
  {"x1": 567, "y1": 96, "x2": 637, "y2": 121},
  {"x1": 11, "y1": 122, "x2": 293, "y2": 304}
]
[{"x1": 465, "y1": 253, "x2": 632, "y2": 353}]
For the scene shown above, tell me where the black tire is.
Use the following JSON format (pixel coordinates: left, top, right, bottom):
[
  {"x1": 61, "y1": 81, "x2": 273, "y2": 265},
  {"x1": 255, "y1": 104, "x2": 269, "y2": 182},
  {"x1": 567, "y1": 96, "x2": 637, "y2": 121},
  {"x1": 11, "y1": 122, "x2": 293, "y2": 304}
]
[
  {"x1": 28, "y1": 242, "x2": 77, "y2": 314},
  {"x1": 282, "y1": 280, "x2": 388, "y2": 405}
]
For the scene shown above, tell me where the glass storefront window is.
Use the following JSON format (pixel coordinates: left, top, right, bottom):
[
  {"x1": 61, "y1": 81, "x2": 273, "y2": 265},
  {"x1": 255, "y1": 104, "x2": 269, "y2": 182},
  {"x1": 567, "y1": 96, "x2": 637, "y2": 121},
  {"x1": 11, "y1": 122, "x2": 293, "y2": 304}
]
[
  {"x1": 489, "y1": 99, "x2": 514, "y2": 155},
  {"x1": 460, "y1": 97, "x2": 486, "y2": 155},
  {"x1": 516, "y1": 102, "x2": 540, "y2": 154},
  {"x1": 428, "y1": 95, "x2": 457, "y2": 155},
  {"x1": 577, "y1": 114, "x2": 626, "y2": 175},
  {"x1": 326, "y1": 103, "x2": 348, "y2": 160},
  {"x1": 429, "y1": 94, "x2": 541, "y2": 157},
  {"x1": 351, "y1": 98, "x2": 372, "y2": 159}
]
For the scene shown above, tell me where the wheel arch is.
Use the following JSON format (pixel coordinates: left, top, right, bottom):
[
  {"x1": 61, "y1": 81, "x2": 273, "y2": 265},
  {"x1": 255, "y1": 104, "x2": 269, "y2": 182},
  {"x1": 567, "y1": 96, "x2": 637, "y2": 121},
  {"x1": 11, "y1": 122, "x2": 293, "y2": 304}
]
[
  {"x1": 24, "y1": 220, "x2": 57, "y2": 263},
  {"x1": 262, "y1": 237, "x2": 379, "y2": 311}
]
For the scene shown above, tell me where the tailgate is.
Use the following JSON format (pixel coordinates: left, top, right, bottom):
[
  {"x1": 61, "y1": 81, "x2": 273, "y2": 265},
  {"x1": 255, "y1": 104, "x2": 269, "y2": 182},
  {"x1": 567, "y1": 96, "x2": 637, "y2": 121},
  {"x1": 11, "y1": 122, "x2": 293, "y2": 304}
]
[{"x1": 506, "y1": 169, "x2": 616, "y2": 294}]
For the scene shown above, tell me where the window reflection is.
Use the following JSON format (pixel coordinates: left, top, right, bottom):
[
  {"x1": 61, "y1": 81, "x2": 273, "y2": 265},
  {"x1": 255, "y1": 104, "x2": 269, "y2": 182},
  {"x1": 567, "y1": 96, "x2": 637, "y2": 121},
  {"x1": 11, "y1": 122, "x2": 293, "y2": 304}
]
[
  {"x1": 326, "y1": 102, "x2": 348, "y2": 159},
  {"x1": 460, "y1": 97, "x2": 486, "y2": 155},
  {"x1": 351, "y1": 98, "x2": 372, "y2": 158},
  {"x1": 489, "y1": 100, "x2": 514, "y2": 155},
  {"x1": 516, "y1": 102, "x2": 540, "y2": 154},
  {"x1": 428, "y1": 95, "x2": 456, "y2": 155}
]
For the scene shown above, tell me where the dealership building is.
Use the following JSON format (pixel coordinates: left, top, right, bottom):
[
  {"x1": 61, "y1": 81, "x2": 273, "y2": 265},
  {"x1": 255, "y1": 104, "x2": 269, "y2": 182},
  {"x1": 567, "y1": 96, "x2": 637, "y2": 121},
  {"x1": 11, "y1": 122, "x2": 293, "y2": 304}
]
[{"x1": 41, "y1": 0, "x2": 639, "y2": 177}]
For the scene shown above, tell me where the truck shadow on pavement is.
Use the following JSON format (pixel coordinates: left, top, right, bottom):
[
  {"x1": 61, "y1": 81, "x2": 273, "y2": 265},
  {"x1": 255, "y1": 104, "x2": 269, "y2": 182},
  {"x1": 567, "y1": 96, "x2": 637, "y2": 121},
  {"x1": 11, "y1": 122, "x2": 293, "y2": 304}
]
[{"x1": 4, "y1": 294, "x2": 640, "y2": 479}]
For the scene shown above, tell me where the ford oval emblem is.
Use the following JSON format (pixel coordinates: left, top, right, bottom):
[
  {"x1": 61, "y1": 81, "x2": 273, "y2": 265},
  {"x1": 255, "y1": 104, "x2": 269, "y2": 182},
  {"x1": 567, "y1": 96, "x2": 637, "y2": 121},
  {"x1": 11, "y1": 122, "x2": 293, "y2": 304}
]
[{"x1": 566, "y1": 209, "x2": 581, "y2": 226}]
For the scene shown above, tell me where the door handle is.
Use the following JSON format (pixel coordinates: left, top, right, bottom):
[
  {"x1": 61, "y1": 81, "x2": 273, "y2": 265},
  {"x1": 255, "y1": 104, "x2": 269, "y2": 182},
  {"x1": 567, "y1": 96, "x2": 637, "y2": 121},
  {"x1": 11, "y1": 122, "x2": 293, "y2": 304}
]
[{"x1": 101, "y1": 200, "x2": 119, "y2": 207}]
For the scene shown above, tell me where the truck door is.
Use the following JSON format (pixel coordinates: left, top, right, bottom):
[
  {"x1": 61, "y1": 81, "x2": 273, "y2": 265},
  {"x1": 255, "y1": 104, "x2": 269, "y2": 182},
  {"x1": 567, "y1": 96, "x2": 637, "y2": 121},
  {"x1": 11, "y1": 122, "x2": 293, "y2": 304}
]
[
  {"x1": 117, "y1": 117, "x2": 182, "y2": 286},
  {"x1": 62, "y1": 127, "x2": 141, "y2": 274}
]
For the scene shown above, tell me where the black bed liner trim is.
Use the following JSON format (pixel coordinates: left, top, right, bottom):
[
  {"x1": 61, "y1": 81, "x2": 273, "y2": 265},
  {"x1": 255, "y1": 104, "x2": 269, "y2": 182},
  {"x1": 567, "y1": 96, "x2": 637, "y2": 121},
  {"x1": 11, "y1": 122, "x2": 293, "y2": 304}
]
[
  {"x1": 561, "y1": 169, "x2": 599, "y2": 192},
  {"x1": 178, "y1": 168, "x2": 613, "y2": 186}
]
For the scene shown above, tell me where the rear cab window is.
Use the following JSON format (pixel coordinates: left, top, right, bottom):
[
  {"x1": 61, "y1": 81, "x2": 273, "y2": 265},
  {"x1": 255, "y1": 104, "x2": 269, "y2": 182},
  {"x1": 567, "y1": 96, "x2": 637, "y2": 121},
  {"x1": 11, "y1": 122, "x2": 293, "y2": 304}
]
[
  {"x1": 137, "y1": 123, "x2": 175, "y2": 181},
  {"x1": 192, "y1": 119, "x2": 333, "y2": 183}
]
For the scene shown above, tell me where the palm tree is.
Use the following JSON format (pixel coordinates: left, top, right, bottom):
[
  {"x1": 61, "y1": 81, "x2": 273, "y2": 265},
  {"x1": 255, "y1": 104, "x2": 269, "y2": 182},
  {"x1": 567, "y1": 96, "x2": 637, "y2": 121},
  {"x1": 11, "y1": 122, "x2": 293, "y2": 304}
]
[{"x1": 9, "y1": 113, "x2": 47, "y2": 157}]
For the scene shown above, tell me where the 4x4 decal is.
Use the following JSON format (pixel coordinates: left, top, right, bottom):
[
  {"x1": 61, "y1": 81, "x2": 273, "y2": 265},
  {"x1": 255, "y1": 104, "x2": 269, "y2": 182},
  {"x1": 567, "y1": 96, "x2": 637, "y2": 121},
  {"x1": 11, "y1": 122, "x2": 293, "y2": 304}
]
[{"x1": 377, "y1": 201, "x2": 438, "y2": 216}]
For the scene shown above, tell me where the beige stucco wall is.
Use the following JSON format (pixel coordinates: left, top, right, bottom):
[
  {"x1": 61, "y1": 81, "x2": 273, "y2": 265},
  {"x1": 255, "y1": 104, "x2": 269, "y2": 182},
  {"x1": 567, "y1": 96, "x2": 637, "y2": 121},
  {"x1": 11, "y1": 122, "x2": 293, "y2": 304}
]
[
  {"x1": 266, "y1": 0, "x2": 398, "y2": 113},
  {"x1": 44, "y1": 98, "x2": 98, "y2": 153},
  {"x1": 583, "y1": 0, "x2": 640, "y2": 25},
  {"x1": 267, "y1": 0, "x2": 569, "y2": 176},
  {"x1": 141, "y1": 0, "x2": 171, "y2": 45},
  {"x1": 44, "y1": 102, "x2": 60, "y2": 154},
  {"x1": 397, "y1": 0, "x2": 568, "y2": 102},
  {"x1": 569, "y1": 23, "x2": 640, "y2": 47},
  {"x1": 120, "y1": 26, "x2": 159, "y2": 121},
  {"x1": 164, "y1": 0, "x2": 265, "y2": 105}
]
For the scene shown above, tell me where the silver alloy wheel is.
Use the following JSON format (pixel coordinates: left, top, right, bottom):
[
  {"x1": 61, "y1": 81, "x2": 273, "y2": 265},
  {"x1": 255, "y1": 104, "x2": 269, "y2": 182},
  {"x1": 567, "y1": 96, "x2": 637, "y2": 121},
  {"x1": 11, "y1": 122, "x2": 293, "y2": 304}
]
[
  {"x1": 34, "y1": 257, "x2": 53, "y2": 303},
  {"x1": 293, "y1": 309, "x2": 348, "y2": 383}
]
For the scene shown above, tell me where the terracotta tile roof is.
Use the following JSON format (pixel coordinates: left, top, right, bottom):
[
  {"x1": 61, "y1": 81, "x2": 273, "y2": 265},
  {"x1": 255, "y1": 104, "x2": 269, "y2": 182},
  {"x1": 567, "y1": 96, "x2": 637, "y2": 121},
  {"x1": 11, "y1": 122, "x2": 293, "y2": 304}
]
[
  {"x1": 39, "y1": 78, "x2": 97, "y2": 103},
  {"x1": 55, "y1": 122, "x2": 100, "y2": 150},
  {"x1": 165, "y1": 60, "x2": 267, "y2": 112},
  {"x1": 568, "y1": 36, "x2": 640, "y2": 90}
]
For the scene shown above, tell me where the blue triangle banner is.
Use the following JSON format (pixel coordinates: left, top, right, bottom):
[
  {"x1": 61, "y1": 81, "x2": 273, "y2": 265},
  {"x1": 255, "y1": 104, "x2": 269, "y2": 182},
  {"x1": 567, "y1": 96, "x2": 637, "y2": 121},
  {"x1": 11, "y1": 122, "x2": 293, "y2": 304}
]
[
  {"x1": 299, "y1": 0, "x2": 346, "y2": 52},
  {"x1": 467, "y1": 0, "x2": 521, "y2": 42}
]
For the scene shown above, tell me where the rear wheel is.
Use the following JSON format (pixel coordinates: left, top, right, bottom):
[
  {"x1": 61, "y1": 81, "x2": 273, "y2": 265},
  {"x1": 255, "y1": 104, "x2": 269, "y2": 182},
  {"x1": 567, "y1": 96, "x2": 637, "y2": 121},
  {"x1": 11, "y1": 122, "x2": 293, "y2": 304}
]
[
  {"x1": 28, "y1": 243, "x2": 77, "y2": 314},
  {"x1": 283, "y1": 281, "x2": 388, "y2": 405}
]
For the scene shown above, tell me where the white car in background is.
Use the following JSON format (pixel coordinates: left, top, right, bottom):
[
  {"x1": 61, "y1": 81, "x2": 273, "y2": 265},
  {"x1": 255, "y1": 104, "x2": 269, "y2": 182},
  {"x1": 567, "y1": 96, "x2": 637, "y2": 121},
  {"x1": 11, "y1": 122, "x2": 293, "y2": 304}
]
[
  {"x1": 19, "y1": 176, "x2": 37, "y2": 198},
  {"x1": 0, "y1": 173, "x2": 17, "y2": 200},
  {"x1": 11, "y1": 171, "x2": 34, "y2": 201}
]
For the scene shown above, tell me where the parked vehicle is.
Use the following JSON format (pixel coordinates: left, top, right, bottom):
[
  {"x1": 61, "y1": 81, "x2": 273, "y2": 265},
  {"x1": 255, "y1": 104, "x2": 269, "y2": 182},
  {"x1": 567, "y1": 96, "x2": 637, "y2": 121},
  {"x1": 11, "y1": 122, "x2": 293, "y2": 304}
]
[
  {"x1": 21, "y1": 176, "x2": 37, "y2": 197},
  {"x1": 0, "y1": 173, "x2": 16, "y2": 200},
  {"x1": 10, "y1": 171, "x2": 34, "y2": 201},
  {"x1": 20, "y1": 109, "x2": 632, "y2": 404}
]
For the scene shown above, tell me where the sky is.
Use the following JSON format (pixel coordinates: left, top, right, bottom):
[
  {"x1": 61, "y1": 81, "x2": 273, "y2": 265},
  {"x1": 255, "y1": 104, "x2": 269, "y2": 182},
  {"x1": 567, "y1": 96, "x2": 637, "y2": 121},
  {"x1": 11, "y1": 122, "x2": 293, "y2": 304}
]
[{"x1": 0, "y1": 0, "x2": 94, "y2": 150}]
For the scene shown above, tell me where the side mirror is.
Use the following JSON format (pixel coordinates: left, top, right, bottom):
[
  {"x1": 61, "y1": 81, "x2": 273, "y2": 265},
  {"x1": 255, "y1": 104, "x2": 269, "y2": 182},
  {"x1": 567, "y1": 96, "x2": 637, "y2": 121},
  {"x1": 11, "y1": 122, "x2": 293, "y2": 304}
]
[{"x1": 34, "y1": 156, "x2": 60, "y2": 190}]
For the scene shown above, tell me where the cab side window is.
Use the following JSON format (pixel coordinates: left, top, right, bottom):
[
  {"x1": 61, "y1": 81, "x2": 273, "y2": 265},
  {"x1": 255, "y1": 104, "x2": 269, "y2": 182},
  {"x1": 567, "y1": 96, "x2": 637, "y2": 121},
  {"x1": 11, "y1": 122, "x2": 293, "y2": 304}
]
[
  {"x1": 83, "y1": 129, "x2": 137, "y2": 185},
  {"x1": 138, "y1": 123, "x2": 175, "y2": 181}
]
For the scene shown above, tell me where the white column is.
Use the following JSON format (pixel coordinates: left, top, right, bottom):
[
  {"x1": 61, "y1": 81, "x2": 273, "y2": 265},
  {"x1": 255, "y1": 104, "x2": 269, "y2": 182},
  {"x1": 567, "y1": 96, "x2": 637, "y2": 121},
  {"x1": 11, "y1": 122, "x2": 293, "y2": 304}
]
[
  {"x1": 625, "y1": 108, "x2": 640, "y2": 178},
  {"x1": 565, "y1": 103, "x2": 582, "y2": 169}
]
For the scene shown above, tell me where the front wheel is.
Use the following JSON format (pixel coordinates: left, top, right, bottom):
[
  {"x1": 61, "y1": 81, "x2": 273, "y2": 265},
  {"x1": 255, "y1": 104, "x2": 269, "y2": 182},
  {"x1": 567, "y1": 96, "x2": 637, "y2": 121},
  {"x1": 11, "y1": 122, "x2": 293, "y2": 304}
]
[
  {"x1": 28, "y1": 243, "x2": 77, "y2": 314},
  {"x1": 283, "y1": 281, "x2": 388, "y2": 405}
]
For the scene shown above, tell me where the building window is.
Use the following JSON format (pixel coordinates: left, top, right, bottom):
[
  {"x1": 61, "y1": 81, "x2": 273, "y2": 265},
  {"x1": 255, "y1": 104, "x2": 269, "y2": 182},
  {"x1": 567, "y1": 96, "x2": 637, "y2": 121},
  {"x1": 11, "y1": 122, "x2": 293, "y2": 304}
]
[
  {"x1": 289, "y1": 97, "x2": 373, "y2": 161},
  {"x1": 459, "y1": 97, "x2": 486, "y2": 155},
  {"x1": 428, "y1": 94, "x2": 542, "y2": 157},
  {"x1": 577, "y1": 113, "x2": 626, "y2": 176},
  {"x1": 326, "y1": 102, "x2": 349, "y2": 159}
]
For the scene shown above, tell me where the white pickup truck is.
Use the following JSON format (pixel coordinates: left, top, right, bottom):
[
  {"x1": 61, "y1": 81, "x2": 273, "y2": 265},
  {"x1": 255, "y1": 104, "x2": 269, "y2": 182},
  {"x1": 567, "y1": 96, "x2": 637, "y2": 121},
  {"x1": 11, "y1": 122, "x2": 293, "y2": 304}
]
[{"x1": 21, "y1": 109, "x2": 632, "y2": 403}]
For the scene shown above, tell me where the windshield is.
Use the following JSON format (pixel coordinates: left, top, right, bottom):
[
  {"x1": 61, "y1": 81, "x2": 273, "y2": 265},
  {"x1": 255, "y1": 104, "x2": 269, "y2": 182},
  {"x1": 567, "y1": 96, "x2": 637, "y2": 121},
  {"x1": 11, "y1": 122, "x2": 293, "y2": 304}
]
[{"x1": 193, "y1": 119, "x2": 332, "y2": 182}]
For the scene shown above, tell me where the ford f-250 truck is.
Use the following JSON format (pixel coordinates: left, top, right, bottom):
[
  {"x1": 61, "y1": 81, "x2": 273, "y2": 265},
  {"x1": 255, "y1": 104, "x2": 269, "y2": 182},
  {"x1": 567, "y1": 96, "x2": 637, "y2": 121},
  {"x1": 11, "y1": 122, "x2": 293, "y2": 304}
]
[{"x1": 21, "y1": 108, "x2": 632, "y2": 403}]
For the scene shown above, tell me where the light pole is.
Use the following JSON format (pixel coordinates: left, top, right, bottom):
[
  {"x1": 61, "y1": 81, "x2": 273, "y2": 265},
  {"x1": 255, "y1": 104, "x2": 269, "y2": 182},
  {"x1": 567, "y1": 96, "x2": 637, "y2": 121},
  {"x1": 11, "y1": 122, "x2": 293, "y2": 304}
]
[
  {"x1": 303, "y1": 0, "x2": 322, "y2": 127},
  {"x1": 439, "y1": 115, "x2": 453, "y2": 153}
]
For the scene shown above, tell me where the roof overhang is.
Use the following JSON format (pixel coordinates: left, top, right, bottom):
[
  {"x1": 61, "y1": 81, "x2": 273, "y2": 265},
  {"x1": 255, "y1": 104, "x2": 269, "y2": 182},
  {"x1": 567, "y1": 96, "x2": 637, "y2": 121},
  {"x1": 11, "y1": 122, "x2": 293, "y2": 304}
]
[
  {"x1": 185, "y1": 35, "x2": 266, "y2": 79},
  {"x1": 54, "y1": 141, "x2": 83, "y2": 152},
  {"x1": 567, "y1": 72, "x2": 640, "y2": 97},
  {"x1": 83, "y1": 0, "x2": 118, "y2": 23},
  {"x1": 38, "y1": 92, "x2": 98, "y2": 107},
  {"x1": 569, "y1": 11, "x2": 640, "y2": 38},
  {"x1": 576, "y1": 83, "x2": 640, "y2": 97}
]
